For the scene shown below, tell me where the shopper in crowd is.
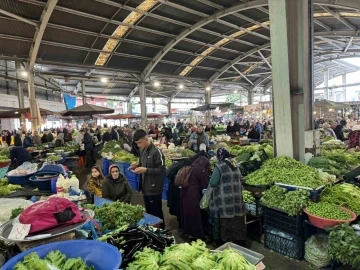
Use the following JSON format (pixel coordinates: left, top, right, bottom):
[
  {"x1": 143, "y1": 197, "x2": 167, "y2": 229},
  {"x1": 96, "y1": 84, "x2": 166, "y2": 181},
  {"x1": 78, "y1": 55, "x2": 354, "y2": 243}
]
[
  {"x1": 83, "y1": 128, "x2": 95, "y2": 168},
  {"x1": 263, "y1": 130, "x2": 273, "y2": 140},
  {"x1": 323, "y1": 123, "x2": 337, "y2": 139},
  {"x1": 247, "y1": 124, "x2": 260, "y2": 142},
  {"x1": 188, "y1": 126, "x2": 209, "y2": 152},
  {"x1": 14, "y1": 131, "x2": 22, "y2": 147},
  {"x1": 46, "y1": 129, "x2": 54, "y2": 143},
  {"x1": 9, "y1": 146, "x2": 32, "y2": 169},
  {"x1": 159, "y1": 127, "x2": 173, "y2": 144},
  {"x1": 226, "y1": 122, "x2": 232, "y2": 135},
  {"x1": 232, "y1": 122, "x2": 240, "y2": 134},
  {"x1": 347, "y1": 125, "x2": 360, "y2": 150},
  {"x1": 266, "y1": 120, "x2": 273, "y2": 131},
  {"x1": 209, "y1": 147, "x2": 245, "y2": 245},
  {"x1": 63, "y1": 127, "x2": 69, "y2": 142},
  {"x1": 331, "y1": 121, "x2": 345, "y2": 141},
  {"x1": 205, "y1": 124, "x2": 215, "y2": 132},
  {"x1": 111, "y1": 126, "x2": 119, "y2": 141},
  {"x1": 255, "y1": 121, "x2": 263, "y2": 134},
  {"x1": 75, "y1": 129, "x2": 85, "y2": 145},
  {"x1": 102, "y1": 164, "x2": 133, "y2": 202},
  {"x1": 131, "y1": 129, "x2": 166, "y2": 228},
  {"x1": 239, "y1": 121, "x2": 247, "y2": 135},
  {"x1": 41, "y1": 130, "x2": 48, "y2": 144},
  {"x1": 1, "y1": 130, "x2": 11, "y2": 147},
  {"x1": 55, "y1": 133, "x2": 65, "y2": 147},
  {"x1": 22, "y1": 132, "x2": 33, "y2": 149},
  {"x1": 32, "y1": 131, "x2": 42, "y2": 146},
  {"x1": 180, "y1": 156, "x2": 210, "y2": 240},
  {"x1": 87, "y1": 166, "x2": 106, "y2": 197},
  {"x1": 340, "y1": 117, "x2": 347, "y2": 127},
  {"x1": 102, "y1": 127, "x2": 112, "y2": 143}
]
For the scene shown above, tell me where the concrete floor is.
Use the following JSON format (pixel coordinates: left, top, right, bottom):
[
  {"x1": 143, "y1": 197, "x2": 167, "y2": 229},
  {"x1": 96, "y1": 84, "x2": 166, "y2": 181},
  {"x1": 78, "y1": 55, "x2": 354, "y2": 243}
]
[{"x1": 75, "y1": 160, "x2": 352, "y2": 270}]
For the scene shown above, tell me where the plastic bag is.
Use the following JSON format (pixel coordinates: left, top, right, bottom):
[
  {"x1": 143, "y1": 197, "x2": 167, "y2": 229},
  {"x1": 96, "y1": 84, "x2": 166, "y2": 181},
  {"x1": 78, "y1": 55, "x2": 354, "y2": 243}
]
[
  {"x1": 200, "y1": 186, "x2": 213, "y2": 210},
  {"x1": 304, "y1": 234, "x2": 332, "y2": 268},
  {"x1": 0, "y1": 198, "x2": 33, "y2": 225}
]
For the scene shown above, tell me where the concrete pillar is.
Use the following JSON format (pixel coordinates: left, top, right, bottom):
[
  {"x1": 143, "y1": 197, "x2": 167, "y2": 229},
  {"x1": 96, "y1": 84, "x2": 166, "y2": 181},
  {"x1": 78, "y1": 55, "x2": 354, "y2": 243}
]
[
  {"x1": 15, "y1": 61, "x2": 25, "y2": 109},
  {"x1": 81, "y1": 80, "x2": 86, "y2": 104},
  {"x1": 239, "y1": 91, "x2": 242, "y2": 106},
  {"x1": 152, "y1": 98, "x2": 156, "y2": 113},
  {"x1": 342, "y1": 74, "x2": 346, "y2": 102},
  {"x1": 204, "y1": 88, "x2": 211, "y2": 125},
  {"x1": 269, "y1": 0, "x2": 313, "y2": 160},
  {"x1": 27, "y1": 68, "x2": 39, "y2": 132},
  {"x1": 127, "y1": 100, "x2": 133, "y2": 114},
  {"x1": 247, "y1": 90, "x2": 253, "y2": 105},
  {"x1": 167, "y1": 101, "x2": 171, "y2": 118},
  {"x1": 139, "y1": 82, "x2": 147, "y2": 128},
  {"x1": 324, "y1": 69, "x2": 329, "y2": 100}
]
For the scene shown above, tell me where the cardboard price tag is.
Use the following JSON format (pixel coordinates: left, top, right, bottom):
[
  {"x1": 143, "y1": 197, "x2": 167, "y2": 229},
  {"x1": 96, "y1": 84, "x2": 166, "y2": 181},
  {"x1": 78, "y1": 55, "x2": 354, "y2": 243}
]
[{"x1": 8, "y1": 224, "x2": 31, "y2": 241}]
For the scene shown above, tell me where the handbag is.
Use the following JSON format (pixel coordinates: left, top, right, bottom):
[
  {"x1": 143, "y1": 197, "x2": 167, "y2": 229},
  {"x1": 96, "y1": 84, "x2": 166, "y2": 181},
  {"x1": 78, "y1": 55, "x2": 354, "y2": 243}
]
[{"x1": 200, "y1": 186, "x2": 213, "y2": 210}]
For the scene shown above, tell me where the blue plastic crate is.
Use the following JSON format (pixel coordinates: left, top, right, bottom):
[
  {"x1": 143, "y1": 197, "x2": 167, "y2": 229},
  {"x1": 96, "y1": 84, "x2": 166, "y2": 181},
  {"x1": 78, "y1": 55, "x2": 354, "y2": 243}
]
[
  {"x1": 102, "y1": 158, "x2": 110, "y2": 176},
  {"x1": 164, "y1": 177, "x2": 169, "y2": 187},
  {"x1": 128, "y1": 179, "x2": 139, "y2": 191},
  {"x1": 94, "y1": 195, "x2": 114, "y2": 207},
  {"x1": 125, "y1": 170, "x2": 139, "y2": 180}
]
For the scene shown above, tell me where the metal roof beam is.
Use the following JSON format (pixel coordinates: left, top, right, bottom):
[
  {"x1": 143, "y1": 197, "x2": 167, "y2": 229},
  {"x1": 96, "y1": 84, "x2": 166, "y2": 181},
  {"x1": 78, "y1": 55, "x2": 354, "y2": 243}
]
[
  {"x1": 74, "y1": 70, "x2": 94, "y2": 94},
  {"x1": 332, "y1": 59, "x2": 359, "y2": 70},
  {"x1": 251, "y1": 74, "x2": 271, "y2": 89},
  {"x1": 319, "y1": 5, "x2": 357, "y2": 30},
  {"x1": 0, "y1": 8, "x2": 38, "y2": 27},
  {"x1": 216, "y1": 19, "x2": 270, "y2": 40},
  {"x1": 344, "y1": 37, "x2": 354, "y2": 52},
  {"x1": 314, "y1": 18, "x2": 332, "y2": 31},
  {"x1": 140, "y1": 0, "x2": 268, "y2": 80},
  {"x1": 231, "y1": 66, "x2": 254, "y2": 85},
  {"x1": 29, "y1": 0, "x2": 58, "y2": 70},
  {"x1": 316, "y1": 36, "x2": 343, "y2": 49},
  {"x1": 128, "y1": 85, "x2": 139, "y2": 100},
  {"x1": 258, "y1": 50, "x2": 272, "y2": 69},
  {"x1": 314, "y1": 30, "x2": 360, "y2": 37}
]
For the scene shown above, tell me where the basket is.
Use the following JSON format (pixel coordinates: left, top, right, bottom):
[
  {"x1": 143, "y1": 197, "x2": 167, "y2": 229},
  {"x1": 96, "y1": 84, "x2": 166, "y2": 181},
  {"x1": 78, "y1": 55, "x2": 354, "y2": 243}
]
[
  {"x1": 275, "y1": 183, "x2": 324, "y2": 201},
  {"x1": 245, "y1": 201, "x2": 263, "y2": 216},
  {"x1": 304, "y1": 207, "x2": 356, "y2": 229},
  {"x1": 263, "y1": 207, "x2": 305, "y2": 238},
  {"x1": 16, "y1": 231, "x2": 75, "y2": 251},
  {"x1": 264, "y1": 226, "x2": 304, "y2": 260},
  {"x1": 215, "y1": 242, "x2": 264, "y2": 266},
  {"x1": 29, "y1": 175, "x2": 55, "y2": 191},
  {"x1": 5, "y1": 173, "x2": 35, "y2": 185},
  {"x1": 2, "y1": 240, "x2": 122, "y2": 270},
  {"x1": 0, "y1": 160, "x2": 10, "y2": 169}
]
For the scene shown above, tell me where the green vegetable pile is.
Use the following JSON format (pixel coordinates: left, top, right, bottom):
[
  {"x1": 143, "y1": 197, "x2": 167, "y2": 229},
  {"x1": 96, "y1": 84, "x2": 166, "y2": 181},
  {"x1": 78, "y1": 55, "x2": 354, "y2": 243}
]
[
  {"x1": 47, "y1": 155, "x2": 61, "y2": 163},
  {"x1": 14, "y1": 250, "x2": 94, "y2": 270},
  {"x1": 328, "y1": 224, "x2": 360, "y2": 269},
  {"x1": 260, "y1": 186, "x2": 311, "y2": 216},
  {"x1": 215, "y1": 126, "x2": 226, "y2": 132},
  {"x1": 0, "y1": 178, "x2": 23, "y2": 196},
  {"x1": 102, "y1": 140, "x2": 122, "y2": 154},
  {"x1": 112, "y1": 151, "x2": 138, "y2": 163},
  {"x1": 304, "y1": 234, "x2": 332, "y2": 268},
  {"x1": 245, "y1": 156, "x2": 324, "y2": 188},
  {"x1": 0, "y1": 147, "x2": 9, "y2": 157},
  {"x1": 230, "y1": 144, "x2": 273, "y2": 164},
  {"x1": 10, "y1": 207, "x2": 24, "y2": 219},
  {"x1": 165, "y1": 159, "x2": 172, "y2": 168},
  {"x1": 320, "y1": 183, "x2": 360, "y2": 214},
  {"x1": 0, "y1": 155, "x2": 10, "y2": 163},
  {"x1": 52, "y1": 144, "x2": 79, "y2": 153},
  {"x1": 242, "y1": 190, "x2": 255, "y2": 203},
  {"x1": 321, "y1": 149, "x2": 360, "y2": 171},
  {"x1": 85, "y1": 202, "x2": 144, "y2": 230},
  {"x1": 308, "y1": 156, "x2": 345, "y2": 175},
  {"x1": 127, "y1": 239, "x2": 255, "y2": 270},
  {"x1": 180, "y1": 149, "x2": 196, "y2": 157},
  {"x1": 306, "y1": 202, "x2": 352, "y2": 220}
]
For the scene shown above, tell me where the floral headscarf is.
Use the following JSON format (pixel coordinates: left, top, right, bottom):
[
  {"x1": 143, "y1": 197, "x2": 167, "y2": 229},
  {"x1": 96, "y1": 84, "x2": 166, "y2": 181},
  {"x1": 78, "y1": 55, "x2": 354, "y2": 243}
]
[{"x1": 217, "y1": 147, "x2": 231, "y2": 162}]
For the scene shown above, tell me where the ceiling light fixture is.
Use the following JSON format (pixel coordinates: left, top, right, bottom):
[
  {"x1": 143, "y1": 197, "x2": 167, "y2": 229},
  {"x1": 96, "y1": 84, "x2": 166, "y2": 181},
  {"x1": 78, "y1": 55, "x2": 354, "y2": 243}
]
[
  {"x1": 206, "y1": 86, "x2": 211, "y2": 91},
  {"x1": 179, "y1": 84, "x2": 184, "y2": 89},
  {"x1": 14, "y1": 111, "x2": 19, "y2": 114},
  {"x1": 234, "y1": 90, "x2": 238, "y2": 93},
  {"x1": 153, "y1": 81, "x2": 160, "y2": 87},
  {"x1": 21, "y1": 71, "x2": 28, "y2": 77},
  {"x1": 101, "y1": 77, "x2": 108, "y2": 83}
]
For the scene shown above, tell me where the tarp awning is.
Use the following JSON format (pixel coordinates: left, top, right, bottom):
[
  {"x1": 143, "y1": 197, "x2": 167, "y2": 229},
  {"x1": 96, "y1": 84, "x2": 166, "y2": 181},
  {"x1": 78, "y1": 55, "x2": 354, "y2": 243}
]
[
  {"x1": 190, "y1": 103, "x2": 233, "y2": 111},
  {"x1": 0, "y1": 107, "x2": 56, "y2": 119},
  {"x1": 61, "y1": 103, "x2": 114, "y2": 116}
]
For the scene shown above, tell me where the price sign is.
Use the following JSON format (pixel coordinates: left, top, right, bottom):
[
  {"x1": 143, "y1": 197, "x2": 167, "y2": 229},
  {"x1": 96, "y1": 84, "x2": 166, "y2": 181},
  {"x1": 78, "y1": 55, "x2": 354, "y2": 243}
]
[
  {"x1": 8, "y1": 224, "x2": 31, "y2": 241},
  {"x1": 256, "y1": 261, "x2": 266, "y2": 270}
]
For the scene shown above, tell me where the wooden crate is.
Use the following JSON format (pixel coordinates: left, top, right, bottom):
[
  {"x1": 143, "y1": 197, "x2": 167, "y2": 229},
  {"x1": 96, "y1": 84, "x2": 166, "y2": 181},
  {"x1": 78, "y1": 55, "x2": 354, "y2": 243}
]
[{"x1": 16, "y1": 231, "x2": 75, "y2": 251}]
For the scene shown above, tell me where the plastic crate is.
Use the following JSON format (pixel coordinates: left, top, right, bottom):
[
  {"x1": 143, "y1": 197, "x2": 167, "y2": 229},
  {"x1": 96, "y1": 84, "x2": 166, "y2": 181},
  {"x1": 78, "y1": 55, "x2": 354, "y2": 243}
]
[
  {"x1": 128, "y1": 179, "x2": 139, "y2": 191},
  {"x1": 245, "y1": 201, "x2": 263, "y2": 216},
  {"x1": 264, "y1": 226, "x2": 304, "y2": 260},
  {"x1": 162, "y1": 188, "x2": 168, "y2": 200},
  {"x1": 263, "y1": 207, "x2": 305, "y2": 238},
  {"x1": 94, "y1": 195, "x2": 114, "y2": 207},
  {"x1": 125, "y1": 169, "x2": 139, "y2": 181},
  {"x1": 102, "y1": 158, "x2": 109, "y2": 176},
  {"x1": 275, "y1": 183, "x2": 324, "y2": 201},
  {"x1": 240, "y1": 160, "x2": 262, "y2": 176}
]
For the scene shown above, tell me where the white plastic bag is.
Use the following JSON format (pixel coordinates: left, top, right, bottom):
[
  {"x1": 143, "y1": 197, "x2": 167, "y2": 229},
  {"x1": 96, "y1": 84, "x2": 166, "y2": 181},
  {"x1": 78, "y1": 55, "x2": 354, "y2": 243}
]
[{"x1": 0, "y1": 198, "x2": 33, "y2": 225}]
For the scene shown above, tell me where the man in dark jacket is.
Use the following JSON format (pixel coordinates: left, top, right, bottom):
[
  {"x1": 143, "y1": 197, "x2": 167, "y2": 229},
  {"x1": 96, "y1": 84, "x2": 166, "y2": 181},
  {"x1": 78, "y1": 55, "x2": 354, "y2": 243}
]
[
  {"x1": 83, "y1": 128, "x2": 95, "y2": 168},
  {"x1": 9, "y1": 146, "x2": 32, "y2": 168},
  {"x1": 23, "y1": 133, "x2": 33, "y2": 149},
  {"x1": 46, "y1": 130, "x2": 54, "y2": 143},
  {"x1": 131, "y1": 129, "x2": 166, "y2": 228},
  {"x1": 102, "y1": 128, "x2": 112, "y2": 143},
  {"x1": 111, "y1": 126, "x2": 119, "y2": 141}
]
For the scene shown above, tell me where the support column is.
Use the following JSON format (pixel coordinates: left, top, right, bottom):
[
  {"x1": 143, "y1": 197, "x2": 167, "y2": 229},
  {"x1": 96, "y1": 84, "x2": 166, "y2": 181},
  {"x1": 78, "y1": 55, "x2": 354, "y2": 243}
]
[
  {"x1": 152, "y1": 98, "x2": 156, "y2": 113},
  {"x1": 204, "y1": 88, "x2": 211, "y2": 125},
  {"x1": 324, "y1": 69, "x2": 329, "y2": 100},
  {"x1": 15, "y1": 61, "x2": 25, "y2": 109},
  {"x1": 247, "y1": 90, "x2": 253, "y2": 105},
  {"x1": 342, "y1": 74, "x2": 346, "y2": 102},
  {"x1": 81, "y1": 80, "x2": 86, "y2": 104},
  {"x1": 139, "y1": 82, "x2": 147, "y2": 128},
  {"x1": 127, "y1": 100, "x2": 133, "y2": 114},
  {"x1": 167, "y1": 101, "x2": 171, "y2": 118},
  {"x1": 269, "y1": 0, "x2": 313, "y2": 160},
  {"x1": 27, "y1": 68, "x2": 39, "y2": 132}
]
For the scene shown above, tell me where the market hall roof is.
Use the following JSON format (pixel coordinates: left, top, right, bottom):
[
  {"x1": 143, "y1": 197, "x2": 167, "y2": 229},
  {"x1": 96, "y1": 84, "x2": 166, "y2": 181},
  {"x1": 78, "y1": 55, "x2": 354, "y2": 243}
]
[{"x1": 0, "y1": 0, "x2": 360, "y2": 99}]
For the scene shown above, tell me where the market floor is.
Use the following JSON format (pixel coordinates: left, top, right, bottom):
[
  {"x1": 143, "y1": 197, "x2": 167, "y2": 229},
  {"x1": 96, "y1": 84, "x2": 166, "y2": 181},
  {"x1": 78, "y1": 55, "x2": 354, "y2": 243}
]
[{"x1": 76, "y1": 163, "x2": 352, "y2": 270}]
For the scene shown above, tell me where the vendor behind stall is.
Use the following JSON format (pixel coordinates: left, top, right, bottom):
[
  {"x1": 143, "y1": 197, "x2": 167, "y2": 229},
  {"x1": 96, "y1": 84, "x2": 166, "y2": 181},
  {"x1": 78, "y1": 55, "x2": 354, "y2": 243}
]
[
  {"x1": 102, "y1": 164, "x2": 133, "y2": 203},
  {"x1": 22, "y1": 132, "x2": 33, "y2": 149},
  {"x1": 87, "y1": 166, "x2": 105, "y2": 197},
  {"x1": 9, "y1": 146, "x2": 32, "y2": 169},
  {"x1": 55, "y1": 133, "x2": 64, "y2": 147}
]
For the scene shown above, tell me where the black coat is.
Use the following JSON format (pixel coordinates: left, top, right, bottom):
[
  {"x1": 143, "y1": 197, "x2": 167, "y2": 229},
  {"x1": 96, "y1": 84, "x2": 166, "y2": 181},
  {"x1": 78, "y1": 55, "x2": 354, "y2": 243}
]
[
  {"x1": 83, "y1": 133, "x2": 94, "y2": 150},
  {"x1": 14, "y1": 134, "x2": 22, "y2": 146},
  {"x1": 10, "y1": 146, "x2": 32, "y2": 166},
  {"x1": 102, "y1": 132, "x2": 112, "y2": 142}
]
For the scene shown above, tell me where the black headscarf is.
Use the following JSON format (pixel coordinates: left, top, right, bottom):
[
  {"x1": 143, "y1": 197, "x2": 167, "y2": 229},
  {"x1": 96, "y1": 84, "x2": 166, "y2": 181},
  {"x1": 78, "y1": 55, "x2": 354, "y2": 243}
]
[{"x1": 217, "y1": 147, "x2": 237, "y2": 170}]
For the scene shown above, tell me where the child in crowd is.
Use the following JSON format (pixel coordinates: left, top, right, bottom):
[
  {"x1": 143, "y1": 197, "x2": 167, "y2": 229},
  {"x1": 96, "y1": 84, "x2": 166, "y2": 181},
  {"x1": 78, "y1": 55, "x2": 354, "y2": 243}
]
[{"x1": 87, "y1": 166, "x2": 105, "y2": 197}]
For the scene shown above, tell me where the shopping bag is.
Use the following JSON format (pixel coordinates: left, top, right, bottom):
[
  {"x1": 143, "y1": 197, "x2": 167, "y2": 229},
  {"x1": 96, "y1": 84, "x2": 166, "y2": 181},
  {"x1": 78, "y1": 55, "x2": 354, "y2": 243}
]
[{"x1": 200, "y1": 186, "x2": 213, "y2": 210}]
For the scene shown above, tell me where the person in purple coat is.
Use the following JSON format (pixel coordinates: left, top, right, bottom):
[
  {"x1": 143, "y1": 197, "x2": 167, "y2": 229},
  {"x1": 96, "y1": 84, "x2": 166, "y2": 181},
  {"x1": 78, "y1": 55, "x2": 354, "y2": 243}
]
[{"x1": 180, "y1": 156, "x2": 210, "y2": 240}]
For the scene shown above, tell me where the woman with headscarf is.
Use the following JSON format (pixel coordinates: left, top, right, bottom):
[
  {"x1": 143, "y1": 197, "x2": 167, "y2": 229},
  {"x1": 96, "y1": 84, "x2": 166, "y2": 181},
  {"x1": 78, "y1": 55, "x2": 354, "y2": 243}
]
[
  {"x1": 87, "y1": 166, "x2": 106, "y2": 197},
  {"x1": 102, "y1": 164, "x2": 133, "y2": 203},
  {"x1": 54, "y1": 133, "x2": 64, "y2": 147},
  {"x1": 322, "y1": 123, "x2": 337, "y2": 139},
  {"x1": 209, "y1": 148, "x2": 245, "y2": 245},
  {"x1": 180, "y1": 156, "x2": 210, "y2": 240},
  {"x1": 14, "y1": 131, "x2": 22, "y2": 147}
]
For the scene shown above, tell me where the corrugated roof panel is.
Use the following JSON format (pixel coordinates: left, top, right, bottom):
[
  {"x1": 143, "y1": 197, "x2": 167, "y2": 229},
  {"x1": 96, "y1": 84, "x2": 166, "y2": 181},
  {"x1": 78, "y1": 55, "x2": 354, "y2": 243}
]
[
  {"x1": 199, "y1": 58, "x2": 229, "y2": 69},
  {"x1": 162, "y1": 51, "x2": 192, "y2": 64},
  {"x1": 166, "y1": 0, "x2": 215, "y2": 15},
  {"x1": 238, "y1": 9, "x2": 267, "y2": 21},
  {"x1": 186, "y1": 68, "x2": 215, "y2": 79},
  {"x1": 37, "y1": 45, "x2": 89, "y2": 64},
  {"x1": 222, "y1": 40, "x2": 253, "y2": 53},
  {"x1": 208, "y1": 49, "x2": 239, "y2": 61},
  {"x1": 0, "y1": 0, "x2": 43, "y2": 20},
  {"x1": 43, "y1": 28, "x2": 97, "y2": 48},
  {"x1": 0, "y1": 38, "x2": 31, "y2": 58},
  {"x1": 188, "y1": 30, "x2": 218, "y2": 44},
  {"x1": 152, "y1": 5, "x2": 200, "y2": 25},
  {"x1": 126, "y1": 29, "x2": 171, "y2": 46},
  {"x1": 152, "y1": 62, "x2": 181, "y2": 75},
  {"x1": 116, "y1": 42, "x2": 159, "y2": 58},
  {"x1": 137, "y1": 16, "x2": 185, "y2": 35},
  {"x1": 0, "y1": 18, "x2": 36, "y2": 38},
  {"x1": 50, "y1": 10, "x2": 106, "y2": 33},
  {"x1": 106, "y1": 55, "x2": 148, "y2": 71},
  {"x1": 202, "y1": 21, "x2": 234, "y2": 35},
  {"x1": 173, "y1": 40, "x2": 203, "y2": 54}
]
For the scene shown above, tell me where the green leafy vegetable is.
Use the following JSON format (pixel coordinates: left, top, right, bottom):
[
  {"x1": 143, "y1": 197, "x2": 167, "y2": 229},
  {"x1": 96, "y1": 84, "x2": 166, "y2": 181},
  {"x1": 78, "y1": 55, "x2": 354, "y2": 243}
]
[
  {"x1": 242, "y1": 190, "x2": 255, "y2": 203},
  {"x1": 10, "y1": 207, "x2": 24, "y2": 219},
  {"x1": 0, "y1": 178, "x2": 23, "y2": 196},
  {"x1": 306, "y1": 202, "x2": 352, "y2": 220}
]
